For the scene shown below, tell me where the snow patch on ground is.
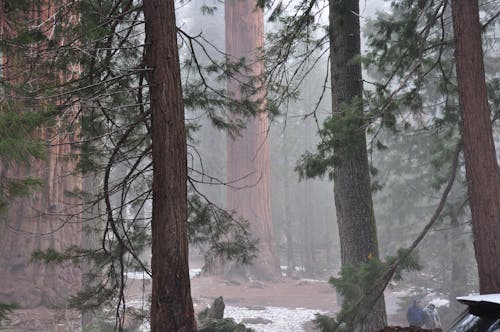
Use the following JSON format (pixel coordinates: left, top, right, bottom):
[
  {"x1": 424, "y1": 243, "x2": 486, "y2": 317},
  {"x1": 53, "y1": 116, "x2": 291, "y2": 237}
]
[
  {"x1": 428, "y1": 297, "x2": 449, "y2": 307},
  {"x1": 190, "y1": 268, "x2": 202, "y2": 278},
  {"x1": 224, "y1": 305, "x2": 328, "y2": 332},
  {"x1": 135, "y1": 305, "x2": 328, "y2": 332},
  {"x1": 139, "y1": 321, "x2": 150, "y2": 332},
  {"x1": 126, "y1": 269, "x2": 331, "y2": 331},
  {"x1": 298, "y1": 278, "x2": 328, "y2": 283},
  {"x1": 126, "y1": 271, "x2": 150, "y2": 280},
  {"x1": 126, "y1": 268, "x2": 202, "y2": 280}
]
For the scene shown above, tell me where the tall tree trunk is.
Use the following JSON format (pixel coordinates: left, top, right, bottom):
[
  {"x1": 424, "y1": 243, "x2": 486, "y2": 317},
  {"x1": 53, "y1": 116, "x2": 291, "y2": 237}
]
[
  {"x1": 143, "y1": 1, "x2": 196, "y2": 331},
  {"x1": 448, "y1": 214, "x2": 468, "y2": 314},
  {"x1": 302, "y1": 179, "x2": 314, "y2": 274},
  {"x1": 0, "y1": 141, "x2": 83, "y2": 310},
  {"x1": 225, "y1": 0, "x2": 280, "y2": 280},
  {"x1": 329, "y1": 0, "x2": 387, "y2": 330},
  {"x1": 451, "y1": 0, "x2": 500, "y2": 294},
  {"x1": 81, "y1": 173, "x2": 99, "y2": 330},
  {"x1": 283, "y1": 129, "x2": 295, "y2": 276},
  {"x1": 0, "y1": 0, "x2": 82, "y2": 316}
]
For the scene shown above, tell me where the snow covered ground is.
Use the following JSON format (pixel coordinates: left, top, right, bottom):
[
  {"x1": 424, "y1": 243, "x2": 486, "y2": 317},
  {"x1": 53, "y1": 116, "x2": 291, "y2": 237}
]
[
  {"x1": 136, "y1": 305, "x2": 327, "y2": 332},
  {"x1": 129, "y1": 269, "x2": 331, "y2": 331},
  {"x1": 126, "y1": 268, "x2": 203, "y2": 280},
  {"x1": 225, "y1": 305, "x2": 327, "y2": 332}
]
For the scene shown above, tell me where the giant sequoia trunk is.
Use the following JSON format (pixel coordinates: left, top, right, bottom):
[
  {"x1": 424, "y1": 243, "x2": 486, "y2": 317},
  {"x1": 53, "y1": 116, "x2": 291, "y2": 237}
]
[
  {"x1": 329, "y1": 0, "x2": 387, "y2": 330},
  {"x1": 143, "y1": 0, "x2": 196, "y2": 330},
  {"x1": 451, "y1": 0, "x2": 500, "y2": 294},
  {"x1": 0, "y1": 1, "x2": 82, "y2": 313},
  {"x1": 0, "y1": 142, "x2": 83, "y2": 310},
  {"x1": 225, "y1": 0, "x2": 280, "y2": 279}
]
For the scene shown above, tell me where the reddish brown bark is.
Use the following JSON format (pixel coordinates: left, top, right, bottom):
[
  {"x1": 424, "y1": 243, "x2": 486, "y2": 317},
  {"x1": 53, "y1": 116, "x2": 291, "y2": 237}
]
[
  {"x1": 0, "y1": 1, "x2": 82, "y2": 310},
  {"x1": 451, "y1": 0, "x2": 500, "y2": 294},
  {"x1": 0, "y1": 137, "x2": 83, "y2": 309},
  {"x1": 143, "y1": 0, "x2": 196, "y2": 331},
  {"x1": 225, "y1": 0, "x2": 280, "y2": 280}
]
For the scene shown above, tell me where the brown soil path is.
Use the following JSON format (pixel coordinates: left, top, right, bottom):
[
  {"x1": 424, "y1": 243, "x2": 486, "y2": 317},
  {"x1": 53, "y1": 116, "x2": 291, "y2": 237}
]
[
  {"x1": 190, "y1": 276, "x2": 338, "y2": 312},
  {"x1": 188, "y1": 274, "x2": 407, "y2": 326}
]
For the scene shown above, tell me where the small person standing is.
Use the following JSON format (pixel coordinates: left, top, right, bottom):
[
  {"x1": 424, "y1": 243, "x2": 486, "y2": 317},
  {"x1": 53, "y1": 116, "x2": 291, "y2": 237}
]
[
  {"x1": 423, "y1": 303, "x2": 442, "y2": 329},
  {"x1": 407, "y1": 299, "x2": 426, "y2": 327}
]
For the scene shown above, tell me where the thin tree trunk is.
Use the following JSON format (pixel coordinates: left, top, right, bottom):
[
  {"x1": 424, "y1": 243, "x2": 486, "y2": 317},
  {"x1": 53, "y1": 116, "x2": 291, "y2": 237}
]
[
  {"x1": 283, "y1": 129, "x2": 295, "y2": 276},
  {"x1": 225, "y1": 0, "x2": 280, "y2": 280},
  {"x1": 81, "y1": 173, "x2": 99, "y2": 330},
  {"x1": 302, "y1": 179, "x2": 314, "y2": 274},
  {"x1": 329, "y1": 0, "x2": 387, "y2": 330},
  {"x1": 301, "y1": 104, "x2": 314, "y2": 276},
  {"x1": 451, "y1": 0, "x2": 500, "y2": 294},
  {"x1": 143, "y1": 0, "x2": 196, "y2": 330},
  {"x1": 448, "y1": 214, "x2": 468, "y2": 314}
]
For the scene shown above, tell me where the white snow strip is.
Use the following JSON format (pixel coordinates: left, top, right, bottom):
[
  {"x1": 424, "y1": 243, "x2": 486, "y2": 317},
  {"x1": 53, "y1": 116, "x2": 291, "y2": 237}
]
[
  {"x1": 126, "y1": 271, "x2": 150, "y2": 280},
  {"x1": 139, "y1": 321, "x2": 150, "y2": 332},
  {"x1": 224, "y1": 305, "x2": 328, "y2": 332},
  {"x1": 126, "y1": 268, "x2": 202, "y2": 280},
  {"x1": 189, "y1": 268, "x2": 202, "y2": 278},
  {"x1": 430, "y1": 297, "x2": 450, "y2": 307},
  {"x1": 299, "y1": 278, "x2": 327, "y2": 283},
  {"x1": 134, "y1": 305, "x2": 328, "y2": 332}
]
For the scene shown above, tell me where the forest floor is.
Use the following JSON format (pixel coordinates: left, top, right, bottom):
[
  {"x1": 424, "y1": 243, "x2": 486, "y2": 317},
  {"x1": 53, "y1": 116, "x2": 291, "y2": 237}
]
[
  {"x1": 0, "y1": 269, "x2": 413, "y2": 331},
  {"x1": 191, "y1": 274, "x2": 409, "y2": 331},
  {"x1": 125, "y1": 270, "x2": 410, "y2": 332}
]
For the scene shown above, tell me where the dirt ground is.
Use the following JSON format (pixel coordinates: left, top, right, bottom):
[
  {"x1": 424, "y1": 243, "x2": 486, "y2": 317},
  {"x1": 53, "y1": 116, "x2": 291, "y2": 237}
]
[
  {"x1": 1, "y1": 273, "x2": 409, "y2": 331},
  {"x1": 190, "y1": 275, "x2": 338, "y2": 312},
  {"x1": 189, "y1": 274, "x2": 408, "y2": 325}
]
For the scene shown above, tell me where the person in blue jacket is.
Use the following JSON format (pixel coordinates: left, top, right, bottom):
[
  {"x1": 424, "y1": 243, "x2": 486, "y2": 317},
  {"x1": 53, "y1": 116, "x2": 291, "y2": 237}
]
[{"x1": 407, "y1": 299, "x2": 426, "y2": 327}]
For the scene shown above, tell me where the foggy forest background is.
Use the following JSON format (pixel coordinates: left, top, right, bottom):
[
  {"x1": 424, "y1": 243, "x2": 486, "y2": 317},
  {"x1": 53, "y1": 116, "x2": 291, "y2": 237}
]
[{"x1": 0, "y1": 0, "x2": 499, "y2": 331}]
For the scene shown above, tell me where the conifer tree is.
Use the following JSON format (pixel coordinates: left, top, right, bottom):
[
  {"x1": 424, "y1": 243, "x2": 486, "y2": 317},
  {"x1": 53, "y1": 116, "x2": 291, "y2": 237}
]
[
  {"x1": 0, "y1": 0, "x2": 83, "y2": 321},
  {"x1": 327, "y1": 1, "x2": 387, "y2": 329},
  {"x1": 143, "y1": 0, "x2": 196, "y2": 329},
  {"x1": 258, "y1": 0, "x2": 389, "y2": 328},
  {"x1": 262, "y1": 0, "x2": 496, "y2": 328},
  {"x1": 365, "y1": 0, "x2": 499, "y2": 280},
  {"x1": 224, "y1": 0, "x2": 280, "y2": 280},
  {"x1": 451, "y1": 0, "x2": 500, "y2": 294},
  {"x1": 4, "y1": 0, "x2": 260, "y2": 329}
]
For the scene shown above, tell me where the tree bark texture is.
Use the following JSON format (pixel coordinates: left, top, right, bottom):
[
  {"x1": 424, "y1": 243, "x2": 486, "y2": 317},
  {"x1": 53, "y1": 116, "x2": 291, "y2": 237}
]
[
  {"x1": 329, "y1": 0, "x2": 387, "y2": 330},
  {"x1": 451, "y1": 0, "x2": 500, "y2": 294},
  {"x1": 143, "y1": 0, "x2": 196, "y2": 331},
  {"x1": 81, "y1": 173, "x2": 99, "y2": 329},
  {"x1": 0, "y1": 140, "x2": 83, "y2": 310},
  {"x1": 225, "y1": 0, "x2": 280, "y2": 279},
  {"x1": 449, "y1": 215, "x2": 469, "y2": 314},
  {"x1": 282, "y1": 129, "x2": 295, "y2": 276},
  {"x1": 0, "y1": 1, "x2": 82, "y2": 310}
]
